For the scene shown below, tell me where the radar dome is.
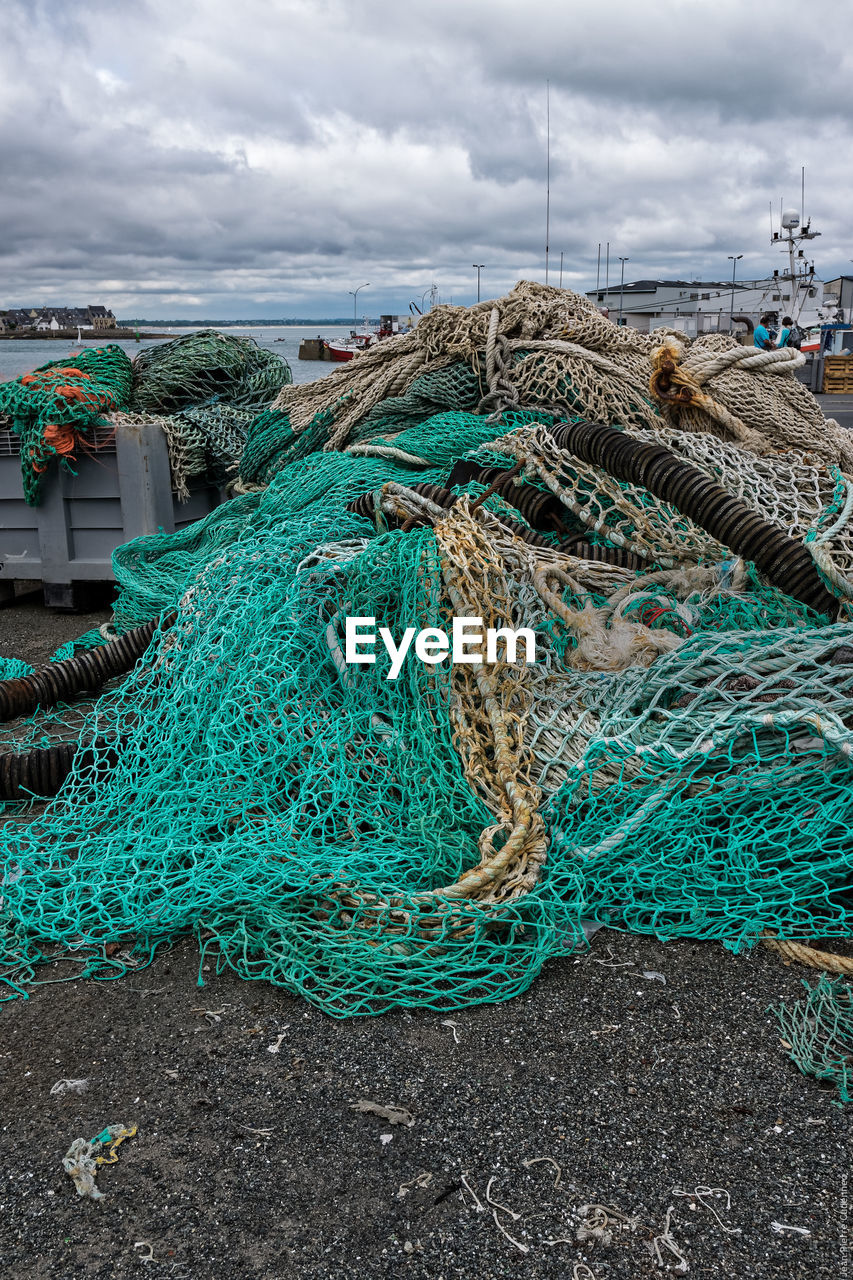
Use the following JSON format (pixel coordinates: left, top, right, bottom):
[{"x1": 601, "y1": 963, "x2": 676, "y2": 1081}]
[{"x1": 781, "y1": 209, "x2": 800, "y2": 229}]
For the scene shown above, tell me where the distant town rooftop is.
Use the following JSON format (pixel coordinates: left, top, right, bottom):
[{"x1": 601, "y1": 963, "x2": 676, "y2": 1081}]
[{"x1": 592, "y1": 279, "x2": 736, "y2": 294}]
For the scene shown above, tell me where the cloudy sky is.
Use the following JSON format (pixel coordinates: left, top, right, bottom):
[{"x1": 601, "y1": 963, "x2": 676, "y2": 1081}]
[{"x1": 2, "y1": 0, "x2": 852, "y2": 319}]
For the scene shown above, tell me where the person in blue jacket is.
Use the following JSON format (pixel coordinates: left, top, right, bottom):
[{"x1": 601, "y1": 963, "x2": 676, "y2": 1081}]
[{"x1": 753, "y1": 314, "x2": 774, "y2": 350}]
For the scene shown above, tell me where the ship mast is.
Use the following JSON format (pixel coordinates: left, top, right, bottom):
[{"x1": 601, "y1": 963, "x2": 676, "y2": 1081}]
[{"x1": 770, "y1": 168, "x2": 820, "y2": 323}]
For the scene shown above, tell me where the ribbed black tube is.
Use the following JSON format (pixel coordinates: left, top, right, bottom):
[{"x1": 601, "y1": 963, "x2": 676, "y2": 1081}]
[
  {"x1": 347, "y1": 484, "x2": 558, "y2": 549},
  {"x1": 0, "y1": 612, "x2": 176, "y2": 723},
  {"x1": 348, "y1": 485, "x2": 644, "y2": 568},
  {"x1": 565, "y1": 541, "x2": 645, "y2": 570},
  {"x1": 547, "y1": 419, "x2": 838, "y2": 617},
  {"x1": 0, "y1": 739, "x2": 120, "y2": 802},
  {"x1": 447, "y1": 460, "x2": 569, "y2": 531}
]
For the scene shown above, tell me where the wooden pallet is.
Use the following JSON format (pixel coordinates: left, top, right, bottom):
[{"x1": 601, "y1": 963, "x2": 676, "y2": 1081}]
[{"x1": 822, "y1": 356, "x2": 853, "y2": 394}]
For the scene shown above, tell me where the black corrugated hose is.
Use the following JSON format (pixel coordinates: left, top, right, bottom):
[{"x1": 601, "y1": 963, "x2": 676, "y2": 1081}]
[
  {"x1": 546, "y1": 419, "x2": 838, "y2": 617},
  {"x1": 0, "y1": 739, "x2": 121, "y2": 802},
  {"x1": 0, "y1": 611, "x2": 176, "y2": 724},
  {"x1": 0, "y1": 613, "x2": 175, "y2": 801},
  {"x1": 348, "y1": 484, "x2": 643, "y2": 566}
]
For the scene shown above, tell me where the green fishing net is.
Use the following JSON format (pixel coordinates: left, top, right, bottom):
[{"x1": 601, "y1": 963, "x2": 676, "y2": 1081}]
[
  {"x1": 131, "y1": 329, "x2": 291, "y2": 413},
  {"x1": 2, "y1": 449, "x2": 853, "y2": 1013},
  {"x1": 0, "y1": 506, "x2": 574, "y2": 1011},
  {"x1": 775, "y1": 975, "x2": 853, "y2": 1104},
  {"x1": 0, "y1": 346, "x2": 133, "y2": 504},
  {"x1": 3, "y1": 291, "x2": 853, "y2": 1018}
]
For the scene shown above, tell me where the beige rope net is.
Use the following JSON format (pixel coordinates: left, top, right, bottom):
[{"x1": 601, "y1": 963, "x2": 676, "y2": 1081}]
[{"x1": 270, "y1": 279, "x2": 848, "y2": 468}]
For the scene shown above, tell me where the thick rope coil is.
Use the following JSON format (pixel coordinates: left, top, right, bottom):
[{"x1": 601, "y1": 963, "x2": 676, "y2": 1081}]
[
  {"x1": 650, "y1": 339, "x2": 808, "y2": 452},
  {"x1": 478, "y1": 307, "x2": 522, "y2": 418},
  {"x1": 684, "y1": 344, "x2": 807, "y2": 380}
]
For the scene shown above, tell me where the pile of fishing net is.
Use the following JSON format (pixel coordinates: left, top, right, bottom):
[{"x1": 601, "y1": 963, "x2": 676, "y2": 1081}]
[
  {"x1": 2, "y1": 282, "x2": 853, "y2": 1035},
  {"x1": 113, "y1": 330, "x2": 293, "y2": 499},
  {"x1": 0, "y1": 330, "x2": 292, "y2": 505},
  {"x1": 0, "y1": 346, "x2": 133, "y2": 503},
  {"x1": 131, "y1": 328, "x2": 291, "y2": 413},
  {"x1": 775, "y1": 975, "x2": 853, "y2": 1103}
]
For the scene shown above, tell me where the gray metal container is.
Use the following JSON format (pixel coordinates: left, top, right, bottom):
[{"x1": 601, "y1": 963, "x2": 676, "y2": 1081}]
[{"x1": 0, "y1": 419, "x2": 220, "y2": 608}]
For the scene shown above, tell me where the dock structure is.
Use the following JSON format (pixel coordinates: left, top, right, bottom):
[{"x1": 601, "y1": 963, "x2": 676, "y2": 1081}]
[{"x1": 298, "y1": 337, "x2": 333, "y2": 361}]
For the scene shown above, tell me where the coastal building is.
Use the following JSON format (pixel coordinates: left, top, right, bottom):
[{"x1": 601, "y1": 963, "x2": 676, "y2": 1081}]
[
  {"x1": 0, "y1": 309, "x2": 29, "y2": 329},
  {"x1": 86, "y1": 305, "x2": 116, "y2": 330},
  {"x1": 0, "y1": 308, "x2": 39, "y2": 330},
  {"x1": 585, "y1": 277, "x2": 825, "y2": 336},
  {"x1": 0, "y1": 304, "x2": 117, "y2": 331}
]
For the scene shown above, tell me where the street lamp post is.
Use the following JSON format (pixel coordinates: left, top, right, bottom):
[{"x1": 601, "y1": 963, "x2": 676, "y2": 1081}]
[
  {"x1": 618, "y1": 257, "x2": 629, "y2": 326},
  {"x1": 473, "y1": 264, "x2": 485, "y2": 303},
  {"x1": 727, "y1": 255, "x2": 743, "y2": 334},
  {"x1": 347, "y1": 282, "x2": 370, "y2": 325}
]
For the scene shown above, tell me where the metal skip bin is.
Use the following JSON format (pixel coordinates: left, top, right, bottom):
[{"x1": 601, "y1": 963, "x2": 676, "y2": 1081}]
[{"x1": 0, "y1": 418, "x2": 220, "y2": 608}]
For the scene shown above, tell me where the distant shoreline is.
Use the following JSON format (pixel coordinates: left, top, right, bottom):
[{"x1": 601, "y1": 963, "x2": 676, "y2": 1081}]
[
  {"x1": 118, "y1": 320, "x2": 355, "y2": 327},
  {"x1": 0, "y1": 328, "x2": 173, "y2": 341}
]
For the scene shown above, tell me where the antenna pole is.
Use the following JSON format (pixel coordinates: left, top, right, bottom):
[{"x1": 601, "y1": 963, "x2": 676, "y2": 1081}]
[
  {"x1": 618, "y1": 256, "x2": 629, "y2": 326},
  {"x1": 596, "y1": 242, "x2": 601, "y2": 291},
  {"x1": 545, "y1": 81, "x2": 550, "y2": 285},
  {"x1": 801, "y1": 165, "x2": 805, "y2": 225},
  {"x1": 727, "y1": 254, "x2": 743, "y2": 334}
]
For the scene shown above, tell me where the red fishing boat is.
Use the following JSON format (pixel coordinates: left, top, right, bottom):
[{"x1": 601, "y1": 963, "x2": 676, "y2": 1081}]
[{"x1": 325, "y1": 332, "x2": 376, "y2": 362}]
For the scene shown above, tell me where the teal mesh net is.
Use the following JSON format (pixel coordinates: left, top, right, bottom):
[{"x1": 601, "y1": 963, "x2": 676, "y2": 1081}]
[
  {"x1": 3, "y1": 290, "x2": 853, "y2": 1020},
  {"x1": 775, "y1": 976, "x2": 853, "y2": 1104}
]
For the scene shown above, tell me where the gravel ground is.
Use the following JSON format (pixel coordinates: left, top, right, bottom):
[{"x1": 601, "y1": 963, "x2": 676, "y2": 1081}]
[
  {"x1": 1, "y1": 600, "x2": 851, "y2": 1280},
  {"x1": 0, "y1": 583, "x2": 114, "y2": 665}
]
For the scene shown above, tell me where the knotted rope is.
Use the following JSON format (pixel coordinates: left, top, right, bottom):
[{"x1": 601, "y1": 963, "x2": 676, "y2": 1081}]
[{"x1": 650, "y1": 339, "x2": 805, "y2": 452}]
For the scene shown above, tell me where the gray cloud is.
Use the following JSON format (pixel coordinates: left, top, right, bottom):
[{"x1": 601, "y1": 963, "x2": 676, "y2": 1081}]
[{"x1": 1, "y1": 0, "x2": 851, "y2": 317}]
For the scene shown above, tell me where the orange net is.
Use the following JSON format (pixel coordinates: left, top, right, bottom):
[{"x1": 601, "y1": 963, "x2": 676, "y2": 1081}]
[{"x1": 0, "y1": 346, "x2": 133, "y2": 503}]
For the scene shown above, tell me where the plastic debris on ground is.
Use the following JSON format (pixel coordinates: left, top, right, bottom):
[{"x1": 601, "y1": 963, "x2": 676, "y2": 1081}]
[{"x1": 62, "y1": 1123, "x2": 137, "y2": 1199}]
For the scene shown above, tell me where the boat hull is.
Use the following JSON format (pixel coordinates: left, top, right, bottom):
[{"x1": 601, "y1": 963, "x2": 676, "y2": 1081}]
[{"x1": 327, "y1": 343, "x2": 356, "y2": 362}]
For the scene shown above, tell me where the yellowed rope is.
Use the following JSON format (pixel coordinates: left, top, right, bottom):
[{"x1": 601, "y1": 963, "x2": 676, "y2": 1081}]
[{"x1": 763, "y1": 934, "x2": 853, "y2": 974}]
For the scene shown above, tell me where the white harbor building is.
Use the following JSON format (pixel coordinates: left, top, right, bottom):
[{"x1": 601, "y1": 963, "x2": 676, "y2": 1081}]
[{"x1": 585, "y1": 277, "x2": 828, "y2": 336}]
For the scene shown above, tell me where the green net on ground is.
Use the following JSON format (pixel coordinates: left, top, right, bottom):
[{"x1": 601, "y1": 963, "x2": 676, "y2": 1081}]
[
  {"x1": 2, "y1": 282, "x2": 853, "y2": 1022},
  {"x1": 775, "y1": 976, "x2": 853, "y2": 1104}
]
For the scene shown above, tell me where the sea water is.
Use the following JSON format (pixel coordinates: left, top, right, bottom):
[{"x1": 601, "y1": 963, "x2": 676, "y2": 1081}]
[{"x1": 0, "y1": 324, "x2": 360, "y2": 386}]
